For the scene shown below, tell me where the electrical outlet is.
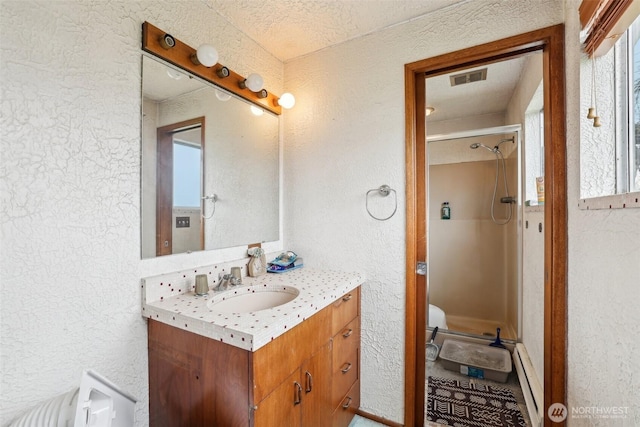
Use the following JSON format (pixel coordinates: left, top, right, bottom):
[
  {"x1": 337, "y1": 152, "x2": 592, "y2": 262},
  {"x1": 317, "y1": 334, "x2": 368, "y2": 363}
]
[{"x1": 176, "y1": 216, "x2": 190, "y2": 228}]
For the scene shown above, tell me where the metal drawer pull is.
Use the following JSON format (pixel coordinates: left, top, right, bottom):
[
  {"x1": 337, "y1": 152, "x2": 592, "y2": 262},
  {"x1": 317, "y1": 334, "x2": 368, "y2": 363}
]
[
  {"x1": 293, "y1": 381, "x2": 302, "y2": 405},
  {"x1": 342, "y1": 294, "x2": 353, "y2": 302},
  {"x1": 342, "y1": 396, "x2": 353, "y2": 409},
  {"x1": 341, "y1": 362, "x2": 352, "y2": 374},
  {"x1": 342, "y1": 328, "x2": 353, "y2": 338},
  {"x1": 305, "y1": 371, "x2": 313, "y2": 393}
]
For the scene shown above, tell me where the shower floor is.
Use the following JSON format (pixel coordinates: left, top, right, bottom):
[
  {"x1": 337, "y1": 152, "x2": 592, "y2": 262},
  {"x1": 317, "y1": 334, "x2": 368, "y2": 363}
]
[
  {"x1": 444, "y1": 314, "x2": 517, "y2": 340},
  {"x1": 426, "y1": 357, "x2": 531, "y2": 426}
]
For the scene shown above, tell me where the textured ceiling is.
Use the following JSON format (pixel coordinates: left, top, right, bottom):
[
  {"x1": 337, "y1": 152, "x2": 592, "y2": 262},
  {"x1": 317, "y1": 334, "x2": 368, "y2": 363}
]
[
  {"x1": 426, "y1": 55, "x2": 531, "y2": 122},
  {"x1": 154, "y1": 1, "x2": 536, "y2": 123},
  {"x1": 205, "y1": 0, "x2": 466, "y2": 62}
]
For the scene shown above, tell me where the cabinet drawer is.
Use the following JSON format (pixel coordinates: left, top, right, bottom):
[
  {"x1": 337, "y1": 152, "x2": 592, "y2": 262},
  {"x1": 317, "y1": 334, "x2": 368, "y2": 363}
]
[
  {"x1": 332, "y1": 379, "x2": 360, "y2": 427},
  {"x1": 331, "y1": 287, "x2": 359, "y2": 334},
  {"x1": 332, "y1": 317, "x2": 360, "y2": 366},
  {"x1": 331, "y1": 343, "x2": 359, "y2": 409}
]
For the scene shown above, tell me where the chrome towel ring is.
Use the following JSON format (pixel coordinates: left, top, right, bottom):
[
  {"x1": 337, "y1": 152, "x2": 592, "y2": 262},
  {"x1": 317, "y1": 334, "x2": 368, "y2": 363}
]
[{"x1": 366, "y1": 185, "x2": 397, "y2": 221}]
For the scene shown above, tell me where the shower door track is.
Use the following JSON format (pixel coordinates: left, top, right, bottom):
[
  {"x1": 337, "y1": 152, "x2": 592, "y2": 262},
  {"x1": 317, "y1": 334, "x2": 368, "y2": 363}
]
[{"x1": 426, "y1": 124, "x2": 522, "y2": 142}]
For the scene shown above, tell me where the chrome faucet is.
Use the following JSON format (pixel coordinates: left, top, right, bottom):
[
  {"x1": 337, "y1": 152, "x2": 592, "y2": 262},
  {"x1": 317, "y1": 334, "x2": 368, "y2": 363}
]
[{"x1": 214, "y1": 273, "x2": 241, "y2": 292}]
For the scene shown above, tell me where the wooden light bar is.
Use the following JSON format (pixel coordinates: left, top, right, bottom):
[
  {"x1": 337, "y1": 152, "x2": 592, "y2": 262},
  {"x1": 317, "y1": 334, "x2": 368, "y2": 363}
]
[{"x1": 142, "y1": 21, "x2": 282, "y2": 115}]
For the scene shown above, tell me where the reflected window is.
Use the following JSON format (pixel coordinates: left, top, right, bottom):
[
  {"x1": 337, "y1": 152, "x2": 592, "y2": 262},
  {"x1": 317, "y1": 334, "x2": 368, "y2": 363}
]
[{"x1": 173, "y1": 139, "x2": 201, "y2": 207}]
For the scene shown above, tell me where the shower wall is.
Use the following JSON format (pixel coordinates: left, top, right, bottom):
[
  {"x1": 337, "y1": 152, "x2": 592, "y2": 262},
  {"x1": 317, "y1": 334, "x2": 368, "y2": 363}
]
[{"x1": 428, "y1": 150, "x2": 518, "y2": 339}]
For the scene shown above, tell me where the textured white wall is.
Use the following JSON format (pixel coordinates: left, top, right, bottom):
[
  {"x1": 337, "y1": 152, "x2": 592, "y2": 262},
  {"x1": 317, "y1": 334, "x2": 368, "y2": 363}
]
[
  {"x1": 503, "y1": 51, "x2": 546, "y2": 387},
  {"x1": 283, "y1": 1, "x2": 563, "y2": 422},
  {"x1": 0, "y1": 1, "x2": 282, "y2": 425},
  {"x1": 579, "y1": 46, "x2": 617, "y2": 198},
  {"x1": 3, "y1": 0, "x2": 638, "y2": 426},
  {"x1": 565, "y1": 1, "x2": 640, "y2": 425},
  {"x1": 522, "y1": 208, "x2": 545, "y2": 386}
]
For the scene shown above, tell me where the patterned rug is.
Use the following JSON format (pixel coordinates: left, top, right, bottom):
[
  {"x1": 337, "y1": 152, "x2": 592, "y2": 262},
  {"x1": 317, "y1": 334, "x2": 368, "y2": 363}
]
[{"x1": 427, "y1": 376, "x2": 527, "y2": 427}]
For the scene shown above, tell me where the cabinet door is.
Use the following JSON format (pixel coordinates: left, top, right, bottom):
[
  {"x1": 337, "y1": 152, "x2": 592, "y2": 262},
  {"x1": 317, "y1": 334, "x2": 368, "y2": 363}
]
[
  {"x1": 253, "y1": 369, "x2": 301, "y2": 427},
  {"x1": 148, "y1": 320, "x2": 251, "y2": 427},
  {"x1": 149, "y1": 345, "x2": 201, "y2": 426},
  {"x1": 301, "y1": 342, "x2": 332, "y2": 426}
]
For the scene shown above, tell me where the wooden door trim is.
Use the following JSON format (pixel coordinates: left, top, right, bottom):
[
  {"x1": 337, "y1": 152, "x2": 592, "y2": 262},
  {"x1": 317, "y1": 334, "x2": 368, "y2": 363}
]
[{"x1": 404, "y1": 25, "x2": 567, "y2": 427}]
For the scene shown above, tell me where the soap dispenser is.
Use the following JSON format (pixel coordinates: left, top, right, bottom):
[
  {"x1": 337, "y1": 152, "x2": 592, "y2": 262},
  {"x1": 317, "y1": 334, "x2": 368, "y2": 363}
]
[
  {"x1": 247, "y1": 247, "x2": 267, "y2": 277},
  {"x1": 441, "y1": 202, "x2": 451, "y2": 220}
]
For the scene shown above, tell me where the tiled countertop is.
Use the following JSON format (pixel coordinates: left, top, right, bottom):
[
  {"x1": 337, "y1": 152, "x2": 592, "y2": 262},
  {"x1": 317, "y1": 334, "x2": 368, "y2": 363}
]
[{"x1": 142, "y1": 268, "x2": 365, "y2": 351}]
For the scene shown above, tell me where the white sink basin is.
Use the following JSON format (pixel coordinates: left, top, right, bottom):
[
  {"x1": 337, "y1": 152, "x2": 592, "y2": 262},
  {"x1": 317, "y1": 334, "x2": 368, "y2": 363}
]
[{"x1": 208, "y1": 287, "x2": 299, "y2": 313}]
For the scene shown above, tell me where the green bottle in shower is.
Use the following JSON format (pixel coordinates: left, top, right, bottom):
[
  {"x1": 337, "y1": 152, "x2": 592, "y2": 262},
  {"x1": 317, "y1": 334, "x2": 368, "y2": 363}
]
[{"x1": 441, "y1": 202, "x2": 451, "y2": 220}]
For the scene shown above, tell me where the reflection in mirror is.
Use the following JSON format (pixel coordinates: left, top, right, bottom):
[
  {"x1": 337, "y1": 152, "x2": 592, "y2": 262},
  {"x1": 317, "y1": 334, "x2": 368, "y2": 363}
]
[
  {"x1": 155, "y1": 117, "x2": 204, "y2": 256},
  {"x1": 141, "y1": 55, "x2": 280, "y2": 259},
  {"x1": 425, "y1": 52, "x2": 543, "y2": 342}
]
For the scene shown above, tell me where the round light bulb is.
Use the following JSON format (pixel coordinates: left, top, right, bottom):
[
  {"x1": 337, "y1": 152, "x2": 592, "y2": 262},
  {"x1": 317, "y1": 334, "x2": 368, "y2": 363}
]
[
  {"x1": 278, "y1": 92, "x2": 296, "y2": 109},
  {"x1": 166, "y1": 69, "x2": 183, "y2": 80},
  {"x1": 250, "y1": 105, "x2": 264, "y2": 116},
  {"x1": 215, "y1": 89, "x2": 231, "y2": 102},
  {"x1": 245, "y1": 73, "x2": 264, "y2": 92},
  {"x1": 196, "y1": 44, "x2": 219, "y2": 67}
]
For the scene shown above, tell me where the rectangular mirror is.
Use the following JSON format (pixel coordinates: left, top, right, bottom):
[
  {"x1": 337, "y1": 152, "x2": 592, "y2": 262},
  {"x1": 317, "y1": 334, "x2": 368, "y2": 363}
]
[{"x1": 141, "y1": 55, "x2": 280, "y2": 259}]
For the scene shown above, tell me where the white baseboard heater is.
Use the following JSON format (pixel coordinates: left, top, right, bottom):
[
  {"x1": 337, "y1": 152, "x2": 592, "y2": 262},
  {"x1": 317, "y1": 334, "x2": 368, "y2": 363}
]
[{"x1": 513, "y1": 343, "x2": 543, "y2": 427}]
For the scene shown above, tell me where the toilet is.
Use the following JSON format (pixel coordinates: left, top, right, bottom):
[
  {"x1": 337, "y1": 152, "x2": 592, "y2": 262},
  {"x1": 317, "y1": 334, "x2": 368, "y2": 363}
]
[
  {"x1": 10, "y1": 370, "x2": 136, "y2": 427},
  {"x1": 428, "y1": 304, "x2": 448, "y2": 330}
]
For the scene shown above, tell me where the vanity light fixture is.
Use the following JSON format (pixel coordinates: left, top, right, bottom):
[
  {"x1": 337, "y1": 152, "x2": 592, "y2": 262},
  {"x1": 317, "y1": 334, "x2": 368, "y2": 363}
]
[
  {"x1": 216, "y1": 66, "x2": 230, "y2": 78},
  {"x1": 250, "y1": 105, "x2": 264, "y2": 116},
  {"x1": 190, "y1": 44, "x2": 219, "y2": 67},
  {"x1": 425, "y1": 106, "x2": 435, "y2": 116},
  {"x1": 276, "y1": 93, "x2": 296, "y2": 109},
  {"x1": 142, "y1": 22, "x2": 282, "y2": 114},
  {"x1": 239, "y1": 73, "x2": 264, "y2": 92},
  {"x1": 159, "y1": 33, "x2": 175, "y2": 50}
]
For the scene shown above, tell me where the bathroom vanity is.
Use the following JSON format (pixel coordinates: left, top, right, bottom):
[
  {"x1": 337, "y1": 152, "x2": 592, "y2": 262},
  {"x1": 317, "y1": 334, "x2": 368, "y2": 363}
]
[{"x1": 142, "y1": 268, "x2": 363, "y2": 426}]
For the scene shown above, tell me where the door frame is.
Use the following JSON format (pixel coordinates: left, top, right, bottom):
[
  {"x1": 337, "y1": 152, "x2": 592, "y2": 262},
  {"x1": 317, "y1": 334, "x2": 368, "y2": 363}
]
[
  {"x1": 156, "y1": 116, "x2": 205, "y2": 256},
  {"x1": 404, "y1": 25, "x2": 567, "y2": 427}
]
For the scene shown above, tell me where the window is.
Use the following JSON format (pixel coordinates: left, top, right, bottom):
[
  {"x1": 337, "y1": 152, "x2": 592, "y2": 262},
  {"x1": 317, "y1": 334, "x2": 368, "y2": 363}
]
[
  {"x1": 524, "y1": 82, "x2": 544, "y2": 205},
  {"x1": 580, "y1": 14, "x2": 640, "y2": 206},
  {"x1": 617, "y1": 16, "x2": 640, "y2": 193}
]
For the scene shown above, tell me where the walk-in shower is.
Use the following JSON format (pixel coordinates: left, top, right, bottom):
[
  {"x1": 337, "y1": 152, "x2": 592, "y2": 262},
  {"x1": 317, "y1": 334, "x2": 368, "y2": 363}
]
[
  {"x1": 470, "y1": 137, "x2": 516, "y2": 225},
  {"x1": 426, "y1": 125, "x2": 522, "y2": 342}
]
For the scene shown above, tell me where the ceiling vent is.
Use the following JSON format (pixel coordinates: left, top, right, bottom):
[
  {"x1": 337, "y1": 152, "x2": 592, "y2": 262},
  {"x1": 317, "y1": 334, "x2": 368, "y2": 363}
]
[{"x1": 449, "y1": 68, "x2": 488, "y2": 86}]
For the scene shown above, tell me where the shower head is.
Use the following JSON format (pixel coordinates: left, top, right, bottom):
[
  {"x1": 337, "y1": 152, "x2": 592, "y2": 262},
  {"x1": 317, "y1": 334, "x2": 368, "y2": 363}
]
[{"x1": 469, "y1": 142, "x2": 495, "y2": 152}]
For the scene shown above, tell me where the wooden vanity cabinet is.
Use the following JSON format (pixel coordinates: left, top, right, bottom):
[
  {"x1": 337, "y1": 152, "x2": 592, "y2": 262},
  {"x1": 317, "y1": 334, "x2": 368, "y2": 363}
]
[
  {"x1": 147, "y1": 286, "x2": 360, "y2": 427},
  {"x1": 330, "y1": 287, "x2": 361, "y2": 425}
]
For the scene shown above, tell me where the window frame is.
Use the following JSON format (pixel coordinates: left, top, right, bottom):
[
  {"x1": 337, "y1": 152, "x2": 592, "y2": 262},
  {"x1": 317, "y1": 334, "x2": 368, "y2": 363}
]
[{"x1": 579, "y1": 14, "x2": 640, "y2": 210}]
